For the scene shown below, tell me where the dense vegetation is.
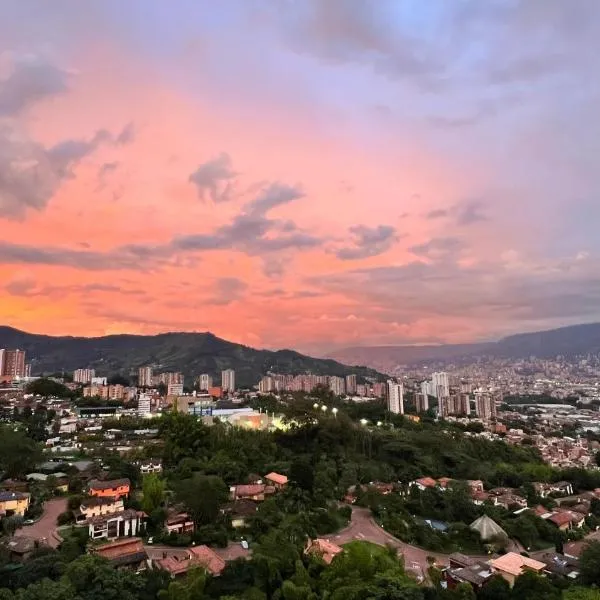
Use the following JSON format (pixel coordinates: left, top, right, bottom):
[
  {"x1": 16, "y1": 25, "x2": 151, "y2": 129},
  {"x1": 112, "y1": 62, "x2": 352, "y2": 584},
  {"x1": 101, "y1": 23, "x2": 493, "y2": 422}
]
[{"x1": 0, "y1": 326, "x2": 382, "y2": 386}]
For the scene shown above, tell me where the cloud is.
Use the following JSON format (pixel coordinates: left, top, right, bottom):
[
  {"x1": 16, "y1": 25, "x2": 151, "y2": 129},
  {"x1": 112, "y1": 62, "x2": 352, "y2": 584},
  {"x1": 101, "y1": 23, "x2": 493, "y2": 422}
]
[
  {"x1": 207, "y1": 277, "x2": 248, "y2": 305},
  {"x1": 188, "y1": 152, "x2": 238, "y2": 202},
  {"x1": 455, "y1": 200, "x2": 487, "y2": 225},
  {"x1": 409, "y1": 237, "x2": 467, "y2": 261},
  {"x1": 426, "y1": 209, "x2": 448, "y2": 220},
  {"x1": 0, "y1": 53, "x2": 70, "y2": 116},
  {"x1": 116, "y1": 122, "x2": 135, "y2": 145},
  {"x1": 244, "y1": 181, "x2": 305, "y2": 216},
  {"x1": 0, "y1": 123, "x2": 134, "y2": 219},
  {"x1": 336, "y1": 224, "x2": 398, "y2": 260}
]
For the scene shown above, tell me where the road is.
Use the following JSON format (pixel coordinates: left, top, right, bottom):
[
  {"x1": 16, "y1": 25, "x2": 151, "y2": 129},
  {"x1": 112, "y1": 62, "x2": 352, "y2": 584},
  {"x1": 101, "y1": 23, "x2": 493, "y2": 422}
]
[{"x1": 15, "y1": 497, "x2": 67, "y2": 548}]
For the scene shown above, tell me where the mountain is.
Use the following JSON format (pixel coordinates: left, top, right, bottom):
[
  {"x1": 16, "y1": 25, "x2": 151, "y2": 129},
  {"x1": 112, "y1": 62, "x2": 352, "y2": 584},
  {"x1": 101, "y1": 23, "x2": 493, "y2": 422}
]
[
  {"x1": 328, "y1": 322, "x2": 600, "y2": 373},
  {"x1": 0, "y1": 326, "x2": 383, "y2": 387}
]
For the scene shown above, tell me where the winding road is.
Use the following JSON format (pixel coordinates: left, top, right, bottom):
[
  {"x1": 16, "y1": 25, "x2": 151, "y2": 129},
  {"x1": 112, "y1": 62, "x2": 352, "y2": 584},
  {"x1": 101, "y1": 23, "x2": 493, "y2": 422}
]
[{"x1": 15, "y1": 497, "x2": 67, "y2": 548}]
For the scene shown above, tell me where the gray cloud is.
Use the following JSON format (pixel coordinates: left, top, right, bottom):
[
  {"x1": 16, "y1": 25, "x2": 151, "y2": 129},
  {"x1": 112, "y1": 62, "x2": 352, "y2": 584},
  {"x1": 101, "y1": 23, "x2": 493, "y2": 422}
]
[
  {"x1": 409, "y1": 237, "x2": 467, "y2": 261},
  {"x1": 188, "y1": 152, "x2": 238, "y2": 202},
  {"x1": 116, "y1": 122, "x2": 135, "y2": 145},
  {"x1": 0, "y1": 123, "x2": 135, "y2": 219},
  {"x1": 244, "y1": 181, "x2": 305, "y2": 216},
  {"x1": 336, "y1": 224, "x2": 398, "y2": 260},
  {"x1": 0, "y1": 54, "x2": 70, "y2": 116},
  {"x1": 426, "y1": 209, "x2": 448, "y2": 220},
  {"x1": 455, "y1": 200, "x2": 487, "y2": 225},
  {"x1": 207, "y1": 277, "x2": 248, "y2": 305}
]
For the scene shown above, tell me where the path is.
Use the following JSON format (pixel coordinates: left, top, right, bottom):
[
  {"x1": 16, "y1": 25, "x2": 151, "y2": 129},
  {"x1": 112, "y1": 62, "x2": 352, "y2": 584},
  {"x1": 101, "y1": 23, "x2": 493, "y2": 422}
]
[{"x1": 15, "y1": 497, "x2": 67, "y2": 548}]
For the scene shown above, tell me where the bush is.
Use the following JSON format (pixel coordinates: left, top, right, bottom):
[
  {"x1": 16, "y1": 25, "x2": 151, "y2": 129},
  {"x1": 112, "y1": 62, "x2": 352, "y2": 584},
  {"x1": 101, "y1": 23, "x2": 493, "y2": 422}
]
[{"x1": 57, "y1": 511, "x2": 74, "y2": 526}]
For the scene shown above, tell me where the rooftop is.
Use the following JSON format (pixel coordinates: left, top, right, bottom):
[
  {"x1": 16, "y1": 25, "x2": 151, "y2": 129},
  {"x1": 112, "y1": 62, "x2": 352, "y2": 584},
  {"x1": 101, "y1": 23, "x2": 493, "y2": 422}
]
[
  {"x1": 89, "y1": 478, "x2": 130, "y2": 490},
  {"x1": 490, "y1": 552, "x2": 545, "y2": 577},
  {"x1": 264, "y1": 472, "x2": 288, "y2": 486}
]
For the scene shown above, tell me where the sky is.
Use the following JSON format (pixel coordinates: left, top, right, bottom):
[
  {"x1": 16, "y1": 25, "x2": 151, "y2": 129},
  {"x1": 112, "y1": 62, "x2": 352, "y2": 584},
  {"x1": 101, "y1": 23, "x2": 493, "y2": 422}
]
[{"x1": 0, "y1": 0, "x2": 599, "y2": 354}]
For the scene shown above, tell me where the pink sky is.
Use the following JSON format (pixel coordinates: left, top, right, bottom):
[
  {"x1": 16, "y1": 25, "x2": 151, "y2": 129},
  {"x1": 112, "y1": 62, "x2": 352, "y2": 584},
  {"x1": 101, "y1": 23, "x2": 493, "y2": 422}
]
[{"x1": 1, "y1": 1, "x2": 599, "y2": 354}]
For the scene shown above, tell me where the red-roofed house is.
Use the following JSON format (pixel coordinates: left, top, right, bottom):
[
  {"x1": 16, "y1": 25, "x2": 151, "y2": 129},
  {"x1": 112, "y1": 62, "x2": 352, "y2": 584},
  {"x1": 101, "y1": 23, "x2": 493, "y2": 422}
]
[
  {"x1": 90, "y1": 538, "x2": 148, "y2": 571},
  {"x1": 156, "y1": 545, "x2": 226, "y2": 577},
  {"x1": 305, "y1": 539, "x2": 343, "y2": 564},
  {"x1": 264, "y1": 472, "x2": 288, "y2": 488},
  {"x1": 230, "y1": 484, "x2": 273, "y2": 502},
  {"x1": 411, "y1": 477, "x2": 437, "y2": 491}
]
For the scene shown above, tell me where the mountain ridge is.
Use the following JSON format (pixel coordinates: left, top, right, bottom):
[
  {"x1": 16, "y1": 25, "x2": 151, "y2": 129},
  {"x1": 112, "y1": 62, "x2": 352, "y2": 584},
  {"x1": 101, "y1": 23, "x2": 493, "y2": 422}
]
[
  {"x1": 328, "y1": 322, "x2": 600, "y2": 373},
  {"x1": 0, "y1": 325, "x2": 383, "y2": 387}
]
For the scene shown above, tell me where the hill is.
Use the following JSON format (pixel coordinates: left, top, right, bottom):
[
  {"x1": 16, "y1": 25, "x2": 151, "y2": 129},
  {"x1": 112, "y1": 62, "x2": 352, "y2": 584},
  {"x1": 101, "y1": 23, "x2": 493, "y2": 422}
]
[
  {"x1": 0, "y1": 326, "x2": 383, "y2": 387},
  {"x1": 328, "y1": 322, "x2": 600, "y2": 373}
]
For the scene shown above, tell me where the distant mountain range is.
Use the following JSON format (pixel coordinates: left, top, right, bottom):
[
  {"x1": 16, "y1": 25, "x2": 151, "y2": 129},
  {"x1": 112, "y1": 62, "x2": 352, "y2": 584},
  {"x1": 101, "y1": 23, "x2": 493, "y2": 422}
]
[
  {"x1": 328, "y1": 323, "x2": 600, "y2": 374},
  {"x1": 0, "y1": 326, "x2": 383, "y2": 387}
]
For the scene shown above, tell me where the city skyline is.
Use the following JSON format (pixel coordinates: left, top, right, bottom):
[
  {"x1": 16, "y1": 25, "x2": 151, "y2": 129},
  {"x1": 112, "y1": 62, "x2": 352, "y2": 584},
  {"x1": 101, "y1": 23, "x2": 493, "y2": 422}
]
[{"x1": 1, "y1": 1, "x2": 600, "y2": 354}]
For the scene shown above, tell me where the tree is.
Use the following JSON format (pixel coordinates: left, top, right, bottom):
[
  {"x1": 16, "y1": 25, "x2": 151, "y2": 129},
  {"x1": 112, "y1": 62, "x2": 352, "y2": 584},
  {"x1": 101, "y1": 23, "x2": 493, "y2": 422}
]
[
  {"x1": 174, "y1": 474, "x2": 228, "y2": 525},
  {"x1": 510, "y1": 571, "x2": 560, "y2": 600},
  {"x1": 0, "y1": 426, "x2": 43, "y2": 477},
  {"x1": 25, "y1": 379, "x2": 71, "y2": 399},
  {"x1": 563, "y1": 589, "x2": 600, "y2": 600},
  {"x1": 141, "y1": 473, "x2": 165, "y2": 514},
  {"x1": 477, "y1": 575, "x2": 511, "y2": 600},
  {"x1": 579, "y1": 540, "x2": 600, "y2": 586},
  {"x1": 290, "y1": 458, "x2": 314, "y2": 493}
]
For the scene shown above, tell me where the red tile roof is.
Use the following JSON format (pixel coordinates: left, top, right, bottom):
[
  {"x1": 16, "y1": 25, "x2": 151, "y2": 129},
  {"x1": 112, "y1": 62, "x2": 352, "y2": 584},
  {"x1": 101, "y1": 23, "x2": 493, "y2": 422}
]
[
  {"x1": 415, "y1": 477, "x2": 437, "y2": 488},
  {"x1": 233, "y1": 484, "x2": 265, "y2": 497},
  {"x1": 93, "y1": 538, "x2": 145, "y2": 560},
  {"x1": 189, "y1": 545, "x2": 226, "y2": 575},
  {"x1": 264, "y1": 472, "x2": 288, "y2": 486}
]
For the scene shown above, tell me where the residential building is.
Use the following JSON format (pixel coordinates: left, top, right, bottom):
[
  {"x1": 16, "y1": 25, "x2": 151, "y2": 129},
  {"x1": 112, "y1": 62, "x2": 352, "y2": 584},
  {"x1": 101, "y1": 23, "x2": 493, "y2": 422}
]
[
  {"x1": 0, "y1": 349, "x2": 4, "y2": 378},
  {"x1": 138, "y1": 366, "x2": 153, "y2": 387},
  {"x1": 198, "y1": 373, "x2": 213, "y2": 391},
  {"x1": 157, "y1": 372, "x2": 184, "y2": 386},
  {"x1": 74, "y1": 368, "x2": 95, "y2": 384},
  {"x1": 167, "y1": 383, "x2": 184, "y2": 396},
  {"x1": 137, "y1": 460, "x2": 162, "y2": 474},
  {"x1": 387, "y1": 380, "x2": 404, "y2": 415},
  {"x1": 76, "y1": 496, "x2": 125, "y2": 523},
  {"x1": 137, "y1": 393, "x2": 151, "y2": 415},
  {"x1": 329, "y1": 376, "x2": 346, "y2": 396},
  {"x1": 415, "y1": 393, "x2": 429, "y2": 413},
  {"x1": 222, "y1": 369, "x2": 235, "y2": 392},
  {"x1": 90, "y1": 538, "x2": 148, "y2": 571},
  {"x1": 489, "y1": 552, "x2": 545, "y2": 586},
  {"x1": 432, "y1": 372, "x2": 450, "y2": 398},
  {"x1": 2, "y1": 350, "x2": 26, "y2": 378},
  {"x1": 87, "y1": 509, "x2": 146, "y2": 540},
  {"x1": 230, "y1": 484, "x2": 273, "y2": 502},
  {"x1": 156, "y1": 545, "x2": 226, "y2": 578},
  {"x1": 91, "y1": 376, "x2": 108, "y2": 385},
  {"x1": 265, "y1": 472, "x2": 288, "y2": 488},
  {"x1": 0, "y1": 491, "x2": 30, "y2": 516},
  {"x1": 220, "y1": 499, "x2": 258, "y2": 528},
  {"x1": 165, "y1": 510, "x2": 195, "y2": 535},
  {"x1": 305, "y1": 539, "x2": 343, "y2": 564},
  {"x1": 88, "y1": 478, "x2": 130, "y2": 500},
  {"x1": 475, "y1": 393, "x2": 497, "y2": 421},
  {"x1": 258, "y1": 376, "x2": 274, "y2": 393},
  {"x1": 345, "y1": 374, "x2": 357, "y2": 395}
]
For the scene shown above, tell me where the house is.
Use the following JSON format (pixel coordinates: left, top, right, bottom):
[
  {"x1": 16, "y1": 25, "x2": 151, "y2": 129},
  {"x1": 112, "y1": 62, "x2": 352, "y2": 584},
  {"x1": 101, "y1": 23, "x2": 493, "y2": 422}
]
[
  {"x1": 220, "y1": 500, "x2": 258, "y2": 528},
  {"x1": 87, "y1": 509, "x2": 146, "y2": 540},
  {"x1": 3, "y1": 537, "x2": 37, "y2": 562},
  {"x1": 564, "y1": 540, "x2": 591, "y2": 560},
  {"x1": 88, "y1": 478, "x2": 130, "y2": 499},
  {"x1": 230, "y1": 484, "x2": 275, "y2": 502},
  {"x1": 444, "y1": 554, "x2": 494, "y2": 591},
  {"x1": 165, "y1": 510, "x2": 195, "y2": 535},
  {"x1": 90, "y1": 538, "x2": 148, "y2": 571},
  {"x1": 264, "y1": 472, "x2": 288, "y2": 489},
  {"x1": 537, "y1": 552, "x2": 580, "y2": 580},
  {"x1": 138, "y1": 460, "x2": 162, "y2": 475},
  {"x1": 411, "y1": 477, "x2": 437, "y2": 491},
  {"x1": 467, "y1": 480, "x2": 485, "y2": 494},
  {"x1": 305, "y1": 539, "x2": 343, "y2": 564},
  {"x1": 469, "y1": 515, "x2": 507, "y2": 542},
  {"x1": 437, "y1": 477, "x2": 454, "y2": 490},
  {"x1": 76, "y1": 496, "x2": 124, "y2": 523},
  {"x1": 489, "y1": 552, "x2": 545, "y2": 586},
  {"x1": 156, "y1": 545, "x2": 226, "y2": 577},
  {"x1": 548, "y1": 510, "x2": 586, "y2": 531},
  {"x1": 370, "y1": 481, "x2": 395, "y2": 495},
  {"x1": 26, "y1": 472, "x2": 69, "y2": 493},
  {"x1": 534, "y1": 482, "x2": 574, "y2": 498},
  {"x1": 0, "y1": 491, "x2": 30, "y2": 517}
]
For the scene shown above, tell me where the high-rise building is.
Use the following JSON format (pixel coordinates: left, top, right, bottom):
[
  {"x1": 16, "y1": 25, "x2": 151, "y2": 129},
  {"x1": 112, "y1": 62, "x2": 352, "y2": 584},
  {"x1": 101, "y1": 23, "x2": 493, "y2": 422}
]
[
  {"x1": 0, "y1": 349, "x2": 4, "y2": 376},
  {"x1": 138, "y1": 393, "x2": 151, "y2": 415},
  {"x1": 415, "y1": 393, "x2": 429, "y2": 413},
  {"x1": 198, "y1": 373, "x2": 213, "y2": 391},
  {"x1": 438, "y1": 396, "x2": 449, "y2": 418},
  {"x1": 458, "y1": 393, "x2": 471, "y2": 416},
  {"x1": 258, "y1": 376, "x2": 274, "y2": 393},
  {"x1": 387, "y1": 380, "x2": 404, "y2": 415},
  {"x1": 421, "y1": 380, "x2": 433, "y2": 397},
  {"x1": 345, "y1": 374, "x2": 357, "y2": 395},
  {"x1": 475, "y1": 393, "x2": 497, "y2": 421},
  {"x1": 222, "y1": 369, "x2": 235, "y2": 392},
  {"x1": 329, "y1": 376, "x2": 346, "y2": 396},
  {"x1": 2, "y1": 349, "x2": 26, "y2": 378},
  {"x1": 372, "y1": 382, "x2": 386, "y2": 398},
  {"x1": 138, "y1": 366, "x2": 153, "y2": 387},
  {"x1": 73, "y1": 368, "x2": 95, "y2": 384},
  {"x1": 432, "y1": 372, "x2": 449, "y2": 398}
]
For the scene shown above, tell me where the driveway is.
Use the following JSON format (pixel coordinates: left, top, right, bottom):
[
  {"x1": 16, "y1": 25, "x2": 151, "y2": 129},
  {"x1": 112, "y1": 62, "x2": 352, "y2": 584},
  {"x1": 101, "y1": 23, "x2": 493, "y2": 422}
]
[{"x1": 15, "y1": 497, "x2": 67, "y2": 548}]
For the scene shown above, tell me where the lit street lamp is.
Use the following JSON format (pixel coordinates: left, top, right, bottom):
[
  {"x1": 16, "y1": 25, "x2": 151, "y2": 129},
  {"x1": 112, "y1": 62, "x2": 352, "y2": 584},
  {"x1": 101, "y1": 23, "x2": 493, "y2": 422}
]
[
  {"x1": 377, "y1": 421, "x2": 382, "y2": 427},
  {"x1": 313, "y1": 403, "x2": 319, "y2": 409},
  {"x1": 360, "y1": 418, "x2": 368, "y2": 425},
  {"x1": 321, "y1": 405, "x2": 328, "y2": 412},
  {"x1": 332, "y1": 407, "x2": 338, "y2": 418}
]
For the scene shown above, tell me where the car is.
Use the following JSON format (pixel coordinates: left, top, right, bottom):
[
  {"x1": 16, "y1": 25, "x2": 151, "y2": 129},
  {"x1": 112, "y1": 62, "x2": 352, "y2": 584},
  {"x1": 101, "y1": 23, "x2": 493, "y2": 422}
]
[
  {"x1": 241, "y1": 540, "x2": 249, "y2": 549},
  {"x1": 147, "y1": 537, "x2": 154, "y2": 544},
  {"x1": 23, "y1": 519, "x2": 34, "y2": 525}
]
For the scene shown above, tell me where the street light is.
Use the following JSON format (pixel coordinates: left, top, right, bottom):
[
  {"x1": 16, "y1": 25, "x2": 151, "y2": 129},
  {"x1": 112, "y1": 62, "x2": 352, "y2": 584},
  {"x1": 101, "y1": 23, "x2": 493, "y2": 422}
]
[
  {"x1": 313, "y1": 403, "x2": 319, "y2": 409},
  {"x1": 321, "y1": 405, "x2": 328, "y2": 412},
  {"x1": 377, "y1": 421, "x2": 382, "y2": 427},
  {"x1": 332, "y1": 407, "x2": 338, "y2": 418},
  {"x1": 360, "y1": 418, "x2": 368, "y2": 425}
]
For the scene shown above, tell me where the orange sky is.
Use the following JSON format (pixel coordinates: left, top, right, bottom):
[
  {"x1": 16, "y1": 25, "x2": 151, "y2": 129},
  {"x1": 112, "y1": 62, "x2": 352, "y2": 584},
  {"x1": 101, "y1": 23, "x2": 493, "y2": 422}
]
[{"x1": 1, "y1": 1, "x2": 599, "y2": 354}]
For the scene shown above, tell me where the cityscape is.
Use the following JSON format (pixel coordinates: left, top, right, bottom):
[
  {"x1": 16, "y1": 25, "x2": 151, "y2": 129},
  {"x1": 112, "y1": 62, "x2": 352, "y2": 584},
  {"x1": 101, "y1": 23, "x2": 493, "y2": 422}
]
[{"x1": 2, "y1": 1, "x2": 600, "y2": 600}]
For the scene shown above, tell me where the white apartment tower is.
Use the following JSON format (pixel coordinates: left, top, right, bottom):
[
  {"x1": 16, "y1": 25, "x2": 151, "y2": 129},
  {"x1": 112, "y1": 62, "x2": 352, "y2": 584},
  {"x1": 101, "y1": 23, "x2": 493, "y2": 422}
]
[
  {"x1": 387, "y1": 380, "x2": 404, "y2": 415},
  {"x1": 221, "y1": 369, "x2": 236, "y2": 392},
  {"x1": 415, "y1": 393, "x2": 429, "y2": 413},
  {"x1": 432, "y1": 372, "x2": 449, "y2": 398},
  {"x1": 345, "y1": 374, "x2": 357, "y2": 395},
  {"x1": 137, "y1": 393, "x2": 151, "y2": 415},
  {"x1": 73, "y1": 368, "x2": 95, "y2": 384},
  {"x1": 329, "y1": 376, "x2": 346, "y2": 396},
  {"x1": 138, "y1": 366, "x2": 153, "y2": 387},
  {"x1": 198, "y1": 373, "x2": 213, "y2": 391}
]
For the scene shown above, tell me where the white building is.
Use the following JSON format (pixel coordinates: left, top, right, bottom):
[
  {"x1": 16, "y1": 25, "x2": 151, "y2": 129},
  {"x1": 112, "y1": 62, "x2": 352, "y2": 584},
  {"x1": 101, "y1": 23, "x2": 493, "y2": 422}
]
[
  {"x1": 415, "y1": 393, "x2": 429, "y2": 413},
  {"x1": 138, "y1": 366, "x2": 153, "y2": 387},
  {"x1": 167, "y1": 383, "x2": 184, "y2": 396},
  {"x1": 198, "y1": 373, "x2": 213, "y2": 390},
  {"x1": 329, "y1": 376, "x2": 346, "y2": 396},
  {"x1": 91, "y1": 376, "x2": 108, "y2": 386},
  {"x1": 421, "y1": 380, "x2": 433, "y2": 397},
  {"x1": 137, "y1": 393, "x2": 151, "y2": 416},
  {"x1": 345, "y1": 374, "x2": 357, "y2": 395},
  {"x1": 432, "y1": 372, "x2": 449, "y2": 398},
  {"x1": 222, "y1": 369, "x2": 236, "y2": 392},
  {"x1": 74, "y1": 368, "x2": 95, "y2": 384},
  {"x1": 259, "y1": 376, "x2": 274, "y2": 393},
  {"x1": 387, "y1": 380, "x2": 404, "y2": 415}
]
